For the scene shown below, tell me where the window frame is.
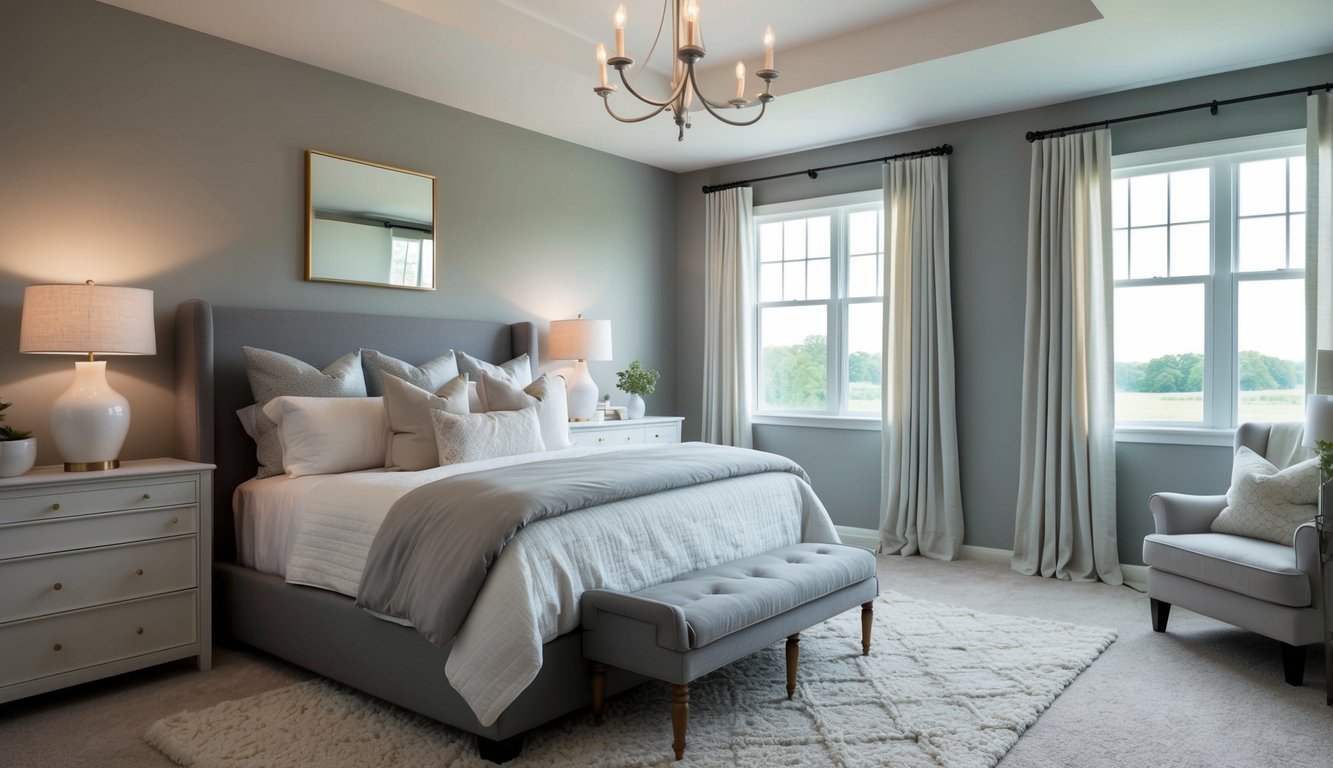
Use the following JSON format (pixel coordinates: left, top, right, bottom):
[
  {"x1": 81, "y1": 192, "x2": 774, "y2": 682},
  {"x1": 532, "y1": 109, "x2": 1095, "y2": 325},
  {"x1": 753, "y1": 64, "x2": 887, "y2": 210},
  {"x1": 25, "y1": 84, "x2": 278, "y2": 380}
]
[
  {"x1": 1111, "y1": 129, "x2": 1306, "y2": 445},
  {"x1": 752, "y1": 189, "x2": 884, "y2": 428}
]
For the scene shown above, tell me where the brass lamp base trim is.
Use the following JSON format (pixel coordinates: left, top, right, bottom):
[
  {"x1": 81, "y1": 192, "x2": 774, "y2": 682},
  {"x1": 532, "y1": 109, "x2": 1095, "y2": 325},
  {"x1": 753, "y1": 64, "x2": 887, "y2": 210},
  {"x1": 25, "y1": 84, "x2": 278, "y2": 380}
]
[
  {"x1": 64, "y1": 460, "x2": 119, "y2": 472},
  {"x1": 568, "y1": 417, "x2": 594, "y2": 423}
]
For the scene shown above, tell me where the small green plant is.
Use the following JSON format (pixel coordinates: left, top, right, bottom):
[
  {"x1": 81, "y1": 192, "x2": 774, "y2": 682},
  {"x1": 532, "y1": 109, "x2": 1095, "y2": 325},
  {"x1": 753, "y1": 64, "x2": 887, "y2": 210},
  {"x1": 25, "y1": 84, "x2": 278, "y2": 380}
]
[
  {"x1": 0, "y1": 397, "x2": 32, "y2": 441},
  {"x1": 615, "y1": 361, "x2": 661, "y2": 397}
]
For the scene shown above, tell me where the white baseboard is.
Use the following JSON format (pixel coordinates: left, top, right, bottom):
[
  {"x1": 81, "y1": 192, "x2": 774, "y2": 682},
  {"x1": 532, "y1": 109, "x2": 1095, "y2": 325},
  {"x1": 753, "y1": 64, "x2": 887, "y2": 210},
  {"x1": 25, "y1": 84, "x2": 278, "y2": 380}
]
[{"x1": 841, "y1": 526, "x2": 1148, "y2": 589}]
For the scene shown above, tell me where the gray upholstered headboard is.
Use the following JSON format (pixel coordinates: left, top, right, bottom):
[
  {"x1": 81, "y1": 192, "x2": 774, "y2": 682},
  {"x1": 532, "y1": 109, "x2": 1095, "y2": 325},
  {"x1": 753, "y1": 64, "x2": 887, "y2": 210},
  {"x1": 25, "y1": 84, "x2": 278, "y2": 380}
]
[{"x1": 174, "y1": 299, "x2": 536, "y2": 562}]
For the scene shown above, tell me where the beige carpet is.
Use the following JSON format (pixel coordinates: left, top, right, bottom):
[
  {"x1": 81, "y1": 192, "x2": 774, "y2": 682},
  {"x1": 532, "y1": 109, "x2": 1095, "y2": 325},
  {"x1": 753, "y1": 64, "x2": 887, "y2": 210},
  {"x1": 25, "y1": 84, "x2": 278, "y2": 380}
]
[{"x1": 144, "y1": 591, "x2": 1115, "y2": 767}]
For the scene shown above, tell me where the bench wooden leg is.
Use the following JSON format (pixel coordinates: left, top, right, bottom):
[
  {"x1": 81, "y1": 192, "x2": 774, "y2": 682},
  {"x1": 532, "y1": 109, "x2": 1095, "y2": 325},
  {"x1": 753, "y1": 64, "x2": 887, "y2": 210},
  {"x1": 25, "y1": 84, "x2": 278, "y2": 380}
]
[
  {"x1": 861, "y1": 601, "x2": 874, "y2": 656},
  {"x1": 591, "y1": 662, "x2": 606, "y2": 725},
  {"x1": 785, "y1": 633, "x2": 800, "y2": 699},
  {"x1": 671, "y1": 683, "x2": 689, "y2": 761}
]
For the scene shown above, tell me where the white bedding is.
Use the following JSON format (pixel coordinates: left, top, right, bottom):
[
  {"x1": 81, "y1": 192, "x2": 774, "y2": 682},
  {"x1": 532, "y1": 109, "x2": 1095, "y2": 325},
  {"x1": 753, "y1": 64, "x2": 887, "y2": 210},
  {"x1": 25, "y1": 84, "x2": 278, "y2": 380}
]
[{"x1": 275, "y1": 444, "x2": 840, "y2": 726}]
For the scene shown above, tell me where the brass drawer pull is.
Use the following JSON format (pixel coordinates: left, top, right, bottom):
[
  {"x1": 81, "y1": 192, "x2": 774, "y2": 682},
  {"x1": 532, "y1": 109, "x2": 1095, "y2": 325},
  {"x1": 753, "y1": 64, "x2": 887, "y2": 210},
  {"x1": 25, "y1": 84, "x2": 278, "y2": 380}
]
[
  {"x1": 136, "y1": 627, "x2": 144, "y2": 636},
  {"x1": 53, "y1": 643, "x2": 62, "y2": 652},
  {"x1": 135, "y1": 568, "x2": 144, "y2": 576},
  {"x1": 170, "y1": 517, "x2": 179, "y2": 525},
  {"x1": 654, "y1": 434, "x2": 660, "y2": 438},
  {"x1": 52, "y1": 582, "x2": 62, "y2": 591},
  {"x1": 51, "y1": 503, "x2": 60, "y2": 511},
  {"x1": 597, "y1": 437, "x2": 605, "y2": 443},
  {"x1": 142, "y1": 493, "x2": 151, "y2": 500}
]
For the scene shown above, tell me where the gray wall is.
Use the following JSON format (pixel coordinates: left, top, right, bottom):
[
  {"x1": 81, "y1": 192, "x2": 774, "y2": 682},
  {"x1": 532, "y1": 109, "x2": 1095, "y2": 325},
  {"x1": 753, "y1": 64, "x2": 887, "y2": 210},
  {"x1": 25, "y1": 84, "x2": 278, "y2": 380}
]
[
  {"x1": 677, "y1": 54, "x2": 1333, "y2": 562},
  {"x1": 0, "y1": 0, "x2": 678, "y2": 467}
]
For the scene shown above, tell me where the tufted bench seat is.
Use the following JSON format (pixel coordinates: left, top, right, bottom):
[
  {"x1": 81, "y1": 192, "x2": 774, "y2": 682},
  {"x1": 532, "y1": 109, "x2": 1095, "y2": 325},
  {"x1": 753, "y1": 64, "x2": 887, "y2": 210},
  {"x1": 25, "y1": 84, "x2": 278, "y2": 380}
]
[{"x1": 580, "y1": 542, "x2": 879, "y2": 760}]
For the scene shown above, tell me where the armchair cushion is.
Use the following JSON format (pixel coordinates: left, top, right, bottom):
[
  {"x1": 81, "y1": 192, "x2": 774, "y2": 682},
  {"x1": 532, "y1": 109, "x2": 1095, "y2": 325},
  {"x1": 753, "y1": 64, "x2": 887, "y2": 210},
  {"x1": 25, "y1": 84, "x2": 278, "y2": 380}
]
[
  {"x1": 1210, "y1": 446, "x2": 1318, "y2": 545},
  {"x1": 1143, "y1": 532, "x2": 1310, "y2": 607}
]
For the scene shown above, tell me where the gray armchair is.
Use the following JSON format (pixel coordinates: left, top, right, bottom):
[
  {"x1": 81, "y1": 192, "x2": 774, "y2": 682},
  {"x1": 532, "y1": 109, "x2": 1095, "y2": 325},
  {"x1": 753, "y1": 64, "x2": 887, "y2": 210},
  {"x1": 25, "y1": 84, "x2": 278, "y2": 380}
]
[{"x1": 1143, "y1": 422, "x2": 1324, "y2": 685}]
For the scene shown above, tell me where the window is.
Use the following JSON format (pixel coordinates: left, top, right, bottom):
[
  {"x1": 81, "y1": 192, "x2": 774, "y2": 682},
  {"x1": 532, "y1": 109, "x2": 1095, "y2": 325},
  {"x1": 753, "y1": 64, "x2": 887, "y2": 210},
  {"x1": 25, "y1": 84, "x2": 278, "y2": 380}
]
[
  {"x1": 1112, "y1": 131, "x2": 1306, "y2": 432},
  {"x1": 389, "y1": 228, "x2": 434, "y2": 288},
  {"x1": 753, "y1": 191, "x2": 883, "y2": 420}
]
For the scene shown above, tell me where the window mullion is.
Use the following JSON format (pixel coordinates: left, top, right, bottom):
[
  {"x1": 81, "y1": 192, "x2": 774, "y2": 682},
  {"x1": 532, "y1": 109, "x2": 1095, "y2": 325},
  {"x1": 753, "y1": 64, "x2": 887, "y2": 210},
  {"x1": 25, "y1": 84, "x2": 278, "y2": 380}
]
[
  {"x1": 1210, "y1": 155, "x2": 1235, "y2": 428},
  {"x1": 830, "y1": 211, "x2": 847, "y2": 415}
]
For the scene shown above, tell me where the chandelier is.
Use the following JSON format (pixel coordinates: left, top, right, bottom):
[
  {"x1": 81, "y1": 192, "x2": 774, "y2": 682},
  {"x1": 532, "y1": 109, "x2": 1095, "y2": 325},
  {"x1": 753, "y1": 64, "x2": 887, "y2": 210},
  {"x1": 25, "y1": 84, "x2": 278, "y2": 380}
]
[{"x1": 593, "y1": 1, "x2": 780, "y2": 141}]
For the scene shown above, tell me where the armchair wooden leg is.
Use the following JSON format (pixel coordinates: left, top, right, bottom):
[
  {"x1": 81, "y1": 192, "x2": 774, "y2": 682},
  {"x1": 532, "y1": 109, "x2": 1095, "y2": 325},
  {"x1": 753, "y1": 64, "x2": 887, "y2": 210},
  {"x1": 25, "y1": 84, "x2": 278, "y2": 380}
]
[
  {"x1": 861, "y1": 601, "x2": 874, "y2": 656},
  {"x1": 671, "y1": 683, "x2": 689, "y2": 761},
  {"x1": 1281, "y1": 642, "x2": 1306, "y2": 687},
  {"x1": 591, "y1": 662, "x2": 606, "y2": 725},
  {"x1": 1150, "y1": 598, "x2": 1170, "y2": 633},
  {"x1": 785, "y1": 633, "x2": 800, "y2": 699}
]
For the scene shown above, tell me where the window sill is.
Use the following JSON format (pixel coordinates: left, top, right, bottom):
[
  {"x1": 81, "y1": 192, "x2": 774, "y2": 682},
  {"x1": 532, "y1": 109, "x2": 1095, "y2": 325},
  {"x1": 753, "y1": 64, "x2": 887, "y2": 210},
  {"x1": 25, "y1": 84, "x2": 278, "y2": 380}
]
[
  {"x1": 1114, "y1": 426, "x2": 1235, "y2": 447},
  {"x1": 752, "y1": 414, "x2": 882, "y2": 431}
]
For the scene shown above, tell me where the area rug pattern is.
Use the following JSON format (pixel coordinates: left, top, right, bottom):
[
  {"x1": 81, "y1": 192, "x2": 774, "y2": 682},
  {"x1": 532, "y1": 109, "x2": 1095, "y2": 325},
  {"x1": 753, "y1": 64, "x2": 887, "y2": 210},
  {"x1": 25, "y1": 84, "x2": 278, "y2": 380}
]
[{"x1": 145, "y1": 591, "x2": 1116, "y2": 767}]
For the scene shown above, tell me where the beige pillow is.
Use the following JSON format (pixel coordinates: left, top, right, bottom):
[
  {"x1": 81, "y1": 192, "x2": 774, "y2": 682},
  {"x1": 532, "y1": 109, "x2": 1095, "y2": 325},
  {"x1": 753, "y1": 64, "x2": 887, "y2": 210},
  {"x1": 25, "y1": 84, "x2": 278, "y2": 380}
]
[
  {"x1": 1211, "y1": 446, "x2": 1319, "y2": 545},
  {"x1": 431, "y1": 408, "x2": 545, "y2": 466},
  {"x1": 381, "y1": 372, "x2": 469, "y2": 471},
  {"x1": 477, "y1": 371, "x2": 572, "y2": 450},
  {"x1": 456, "y1": 351, "x2": 533, "y2": 388}
]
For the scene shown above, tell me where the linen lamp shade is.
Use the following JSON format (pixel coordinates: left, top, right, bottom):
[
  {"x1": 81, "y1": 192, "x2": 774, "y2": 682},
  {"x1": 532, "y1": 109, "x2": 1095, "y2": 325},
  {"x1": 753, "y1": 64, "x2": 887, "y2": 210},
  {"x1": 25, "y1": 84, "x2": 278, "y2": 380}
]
[
  {"x1": 548, "y1": 316, "x2": 612, "y2": 421},
  {"x1": 1303, "y1": 395, "x2": 1333, "y2": 448},
  {"x1": 19, "y1": 282, "x2": 156, "y2": 471}
]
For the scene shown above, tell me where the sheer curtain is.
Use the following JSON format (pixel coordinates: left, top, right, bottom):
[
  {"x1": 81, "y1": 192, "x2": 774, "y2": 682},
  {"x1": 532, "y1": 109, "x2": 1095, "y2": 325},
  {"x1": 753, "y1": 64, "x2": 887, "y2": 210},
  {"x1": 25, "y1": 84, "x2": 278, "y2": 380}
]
[
  {"x1": 879, "y1": 155, "x2": 964, "y2": 560},
  {"x1": 1013, "y1": 130, "x2": 1122, "y2": 584},
  {"x1": 1308, "y1": 92, "x2": 1333, "y2": 370},
  {"x1": 701, "y1": 187, "x2": 754, "y2": 448}
]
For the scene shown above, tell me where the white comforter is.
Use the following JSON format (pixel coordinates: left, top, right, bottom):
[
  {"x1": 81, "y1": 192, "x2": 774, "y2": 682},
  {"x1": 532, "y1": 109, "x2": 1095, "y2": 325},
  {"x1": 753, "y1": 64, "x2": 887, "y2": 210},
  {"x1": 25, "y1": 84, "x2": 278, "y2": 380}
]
[{"x1": 282, "y1": 444, "x2": 840, "y2": 725}]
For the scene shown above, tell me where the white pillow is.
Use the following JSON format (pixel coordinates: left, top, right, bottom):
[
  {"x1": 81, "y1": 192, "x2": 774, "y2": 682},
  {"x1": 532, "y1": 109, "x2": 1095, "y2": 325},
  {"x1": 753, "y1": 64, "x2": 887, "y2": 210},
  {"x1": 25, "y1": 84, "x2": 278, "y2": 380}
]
[
  {"x1": 1211, "y1": 446, "x2": 1319, "y2": 545},
  {"x1": 477, "y1": 371, "x2": 572, "y2": 450},
  {"x1": 244, "y1": 347, "x2": 366, "y2": 478},
  {"x1": 467, "y1": 380, "x2": 483, "y2": 413},
  {"x1": 456, "y1": 350, "x2": 533, "y2": 388},
  {"x1": 381, "y1": 372, "x2": 469, "y2": 471},
  {"x1": 260, "y1": 396, "x2": 387, "y2": 478},
  {"x1": 431, "y1": 408, "x2": 545, "y2": 466}
]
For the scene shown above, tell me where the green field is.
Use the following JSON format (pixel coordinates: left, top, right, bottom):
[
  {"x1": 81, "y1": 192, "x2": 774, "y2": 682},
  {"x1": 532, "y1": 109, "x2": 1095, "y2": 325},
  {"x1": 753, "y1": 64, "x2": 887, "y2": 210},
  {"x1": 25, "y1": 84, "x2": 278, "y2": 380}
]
[{"x1": 1116, "y1": 389, "x2": 1304, "y2": 423}]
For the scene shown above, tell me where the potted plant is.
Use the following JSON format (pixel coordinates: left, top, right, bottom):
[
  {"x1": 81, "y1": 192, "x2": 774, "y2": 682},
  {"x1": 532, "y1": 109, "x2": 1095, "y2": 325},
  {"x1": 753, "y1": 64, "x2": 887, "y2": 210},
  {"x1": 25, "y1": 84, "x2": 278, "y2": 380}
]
[
  {"x1": 0, "y1": 397, "x2": 36, "y2": 478},
  {"x1": 615, "y1": 361, "x2": 660, "y2": 420}
]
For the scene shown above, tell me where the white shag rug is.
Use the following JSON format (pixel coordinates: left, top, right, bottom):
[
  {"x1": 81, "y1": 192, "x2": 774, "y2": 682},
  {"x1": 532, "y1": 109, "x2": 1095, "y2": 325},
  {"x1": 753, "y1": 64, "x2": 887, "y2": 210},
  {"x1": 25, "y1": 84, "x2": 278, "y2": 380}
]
[{"x1": 146, "y1": 591, "x2": 1115, "y2": 767}]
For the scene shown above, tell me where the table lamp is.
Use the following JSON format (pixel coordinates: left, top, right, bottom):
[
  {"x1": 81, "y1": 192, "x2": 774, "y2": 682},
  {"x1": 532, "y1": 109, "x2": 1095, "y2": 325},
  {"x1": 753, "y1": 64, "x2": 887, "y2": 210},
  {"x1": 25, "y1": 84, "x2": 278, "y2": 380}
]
[
  {"x1": 548, "y1": 315, "x2": 612, "y2": 421},
  {"x1": 19, "y1": 281, "x2": 156, "y2": 471}
]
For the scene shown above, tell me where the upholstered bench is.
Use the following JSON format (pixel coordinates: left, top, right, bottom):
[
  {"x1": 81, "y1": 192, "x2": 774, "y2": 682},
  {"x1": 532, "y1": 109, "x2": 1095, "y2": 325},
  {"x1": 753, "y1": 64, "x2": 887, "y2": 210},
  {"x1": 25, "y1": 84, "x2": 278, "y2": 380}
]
[{"x1": 580, "y1": 542, "x2": 879, "y2": 760}]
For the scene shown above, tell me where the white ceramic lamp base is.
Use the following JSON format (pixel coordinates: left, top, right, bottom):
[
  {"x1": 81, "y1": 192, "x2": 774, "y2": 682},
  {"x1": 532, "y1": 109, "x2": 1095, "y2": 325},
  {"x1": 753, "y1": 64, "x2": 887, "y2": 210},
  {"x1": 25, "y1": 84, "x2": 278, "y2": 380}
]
[
  {"x1": 51, "y1": 361, "x2": 131, "y2": 471},
  {"x1": 566, "y1": 360, "x2": 599, "y2": 421}
]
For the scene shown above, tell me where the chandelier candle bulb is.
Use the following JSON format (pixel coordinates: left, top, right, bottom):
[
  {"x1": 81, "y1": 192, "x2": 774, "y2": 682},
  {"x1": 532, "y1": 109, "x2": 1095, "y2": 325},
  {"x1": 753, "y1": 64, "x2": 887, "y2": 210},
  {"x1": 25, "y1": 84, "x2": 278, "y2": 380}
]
[
  {"x1": 614, "y1": 4, "x2": 627, "y2": 58},
  {"x1": 596, "y1": 42, "x2": 609, "y2": 88},
  {"x1": 735, "y1": 61, "x2": 745, "y2": 101},
  {"x1": 764, "y1": 25, "x2": 774, "y2": 70},
  {"x1": 685, "y1": 0, "x2": 699, "y2": 47}
]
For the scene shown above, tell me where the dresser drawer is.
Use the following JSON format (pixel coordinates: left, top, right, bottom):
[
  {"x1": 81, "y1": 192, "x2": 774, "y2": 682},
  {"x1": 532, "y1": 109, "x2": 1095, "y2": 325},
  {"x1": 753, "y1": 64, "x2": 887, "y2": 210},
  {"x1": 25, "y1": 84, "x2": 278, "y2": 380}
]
[
  {"x1": 0, "y1": 591, "x2": 197, "y2": 689},
  {"x1": 0, "y1": 505, "x2": 198, "y2": 560},
  {"x1": 0, "y1": 536, "x2": 198, "y2": 623},
  {"x1": 570, "y1": 426, "x2": 645, "y2": 447},
  {"x1": 644, "y1": 423, "x2": 681, "y2": 443},
  {"x1": 0, "y1": 478, "x2": 198, "y2": 525}
]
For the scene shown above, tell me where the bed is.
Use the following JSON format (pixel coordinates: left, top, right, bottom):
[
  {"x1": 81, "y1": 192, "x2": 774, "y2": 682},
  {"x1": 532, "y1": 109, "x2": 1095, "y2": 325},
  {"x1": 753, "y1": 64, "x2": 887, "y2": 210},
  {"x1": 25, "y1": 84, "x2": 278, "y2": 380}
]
[{"x1": 173, "y1": 299, "x2": 837, "y2": 762}]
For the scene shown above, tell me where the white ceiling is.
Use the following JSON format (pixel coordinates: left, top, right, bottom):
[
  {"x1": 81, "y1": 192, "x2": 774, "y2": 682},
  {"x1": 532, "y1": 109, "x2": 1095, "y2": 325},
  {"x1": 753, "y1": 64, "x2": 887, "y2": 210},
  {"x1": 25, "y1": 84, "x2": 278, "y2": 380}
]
[{"x1": 98, "y1": 0, "x2": 1333, "y2": 173}]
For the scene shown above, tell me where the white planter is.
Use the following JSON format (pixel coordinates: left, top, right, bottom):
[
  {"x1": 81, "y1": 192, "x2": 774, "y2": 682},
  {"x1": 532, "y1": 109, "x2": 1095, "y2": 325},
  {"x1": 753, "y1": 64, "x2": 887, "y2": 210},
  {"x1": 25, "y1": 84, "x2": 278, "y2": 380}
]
[
  {"x1": 0, "y1": 438, "x2": 37, "y2": 478},
  {"x1": 626, "y1": 394, "x2": 646, "y2": 420}
]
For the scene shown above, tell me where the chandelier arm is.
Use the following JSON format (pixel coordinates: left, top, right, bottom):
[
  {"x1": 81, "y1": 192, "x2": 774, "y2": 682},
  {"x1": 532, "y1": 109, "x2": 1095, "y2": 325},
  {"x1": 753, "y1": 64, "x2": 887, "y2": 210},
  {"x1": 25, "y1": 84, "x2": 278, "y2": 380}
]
[
  {"x1": 601, "y1": 96, "x2": 673, "y2": 124},
  {"x1": 694, "y1": 88, "x2": 769, "y2": 127},
  {"x1": 616, "y1": 65, "x2": 687, "y2": 108},
  {"x1": 683, "y1": 65, "x2": 737, "y2": 111}
]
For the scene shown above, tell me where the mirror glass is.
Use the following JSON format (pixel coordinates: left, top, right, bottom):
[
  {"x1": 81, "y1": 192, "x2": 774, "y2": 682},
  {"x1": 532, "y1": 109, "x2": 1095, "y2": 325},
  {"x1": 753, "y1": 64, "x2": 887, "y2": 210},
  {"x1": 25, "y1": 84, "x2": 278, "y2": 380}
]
[{"x1": 306, "y1": 150, "x2": 436, "y2": 290}]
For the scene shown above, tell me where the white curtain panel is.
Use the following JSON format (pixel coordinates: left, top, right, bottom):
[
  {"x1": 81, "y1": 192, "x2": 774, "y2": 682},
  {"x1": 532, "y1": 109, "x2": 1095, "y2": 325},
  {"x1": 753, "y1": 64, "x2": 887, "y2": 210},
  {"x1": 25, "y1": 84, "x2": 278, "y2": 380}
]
[
  {"x1": 701, "y1": 187, "x2": 754, "y2": 448},
  {"x1": 879, "y1": 155, "x2": 964, "y2": 560},
  {"x1": 1308, "y1": 92, "x2": 1333, "y2": 372},
  {"x1": 1013, "y1": 130, "x2": 1122, "y2": 585}
]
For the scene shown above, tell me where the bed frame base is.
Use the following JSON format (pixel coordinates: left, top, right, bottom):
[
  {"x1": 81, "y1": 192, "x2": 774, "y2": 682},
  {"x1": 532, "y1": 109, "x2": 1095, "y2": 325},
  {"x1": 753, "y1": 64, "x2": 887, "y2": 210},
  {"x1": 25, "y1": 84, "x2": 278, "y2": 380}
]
[{"x1": 477, "y1": 735, "x2": 525, "y2": 764}]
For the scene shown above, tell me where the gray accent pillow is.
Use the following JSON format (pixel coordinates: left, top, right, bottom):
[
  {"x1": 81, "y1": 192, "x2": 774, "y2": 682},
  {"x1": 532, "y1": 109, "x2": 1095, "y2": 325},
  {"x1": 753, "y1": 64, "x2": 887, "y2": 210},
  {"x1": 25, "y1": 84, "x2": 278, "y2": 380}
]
[
  {"x1": 477, "y1": 371, "x2": 572, "y2": 450},
  {"x1": 456, "y1": 350, "x2": 533, "y2": 388},
  {"x1": 243, "y1": 347, "x2": 366, "y2": 478},
  {"x1": 431, "y1": 408, "x2": 545, "y2": 466},
  {"x1": 361, "y1": 349, "x2": 459, "y2": 397},
  {"x1": 382, "y1": 372, "x2": 469, "y2": 471},
  {"x1": 1211, "y1": 446, "x2": 1319, "y2": 545}
]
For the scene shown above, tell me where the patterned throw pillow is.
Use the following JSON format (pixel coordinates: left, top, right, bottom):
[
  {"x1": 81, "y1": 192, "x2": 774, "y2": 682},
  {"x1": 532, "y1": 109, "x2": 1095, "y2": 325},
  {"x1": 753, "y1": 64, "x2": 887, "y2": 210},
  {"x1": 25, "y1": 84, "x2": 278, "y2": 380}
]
[
  {"x1": 430, "y1": 408, "x2": 544, "y2": 466},
  {"x1": 456, "y1": 351, "x2": 533, "y2": 388},
  {"x1": 243, "y1": 348, "x2": 366, "y2": 479},
  {"x1": 360, "y1": 349, "x2": 459, "y2": 397},
  {"x1": 476, "y1": 372, "x2": 572, "y2": 450},
  {"x1": 1211, "y1": 446, "x2": 1319, "y2": 545}
]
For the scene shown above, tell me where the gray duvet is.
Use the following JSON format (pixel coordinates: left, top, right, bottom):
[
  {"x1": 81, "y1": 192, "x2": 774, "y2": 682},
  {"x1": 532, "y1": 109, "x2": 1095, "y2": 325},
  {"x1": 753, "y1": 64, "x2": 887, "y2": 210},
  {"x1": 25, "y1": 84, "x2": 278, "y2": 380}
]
[{"x1": 355, "y1": 443, "x2": 809, "y2": 646}]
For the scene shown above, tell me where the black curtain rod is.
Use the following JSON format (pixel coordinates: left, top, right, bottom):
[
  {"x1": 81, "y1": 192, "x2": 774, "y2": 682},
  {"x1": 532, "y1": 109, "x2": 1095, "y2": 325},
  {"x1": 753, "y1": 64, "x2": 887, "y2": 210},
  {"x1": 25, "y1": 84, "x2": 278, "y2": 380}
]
[
  {"x1": 1027, "y1": 81, "x2": 1332, "y2": 142},
  {"x1": 701, "y1": 144, "x2": 952, "y2": 194}
]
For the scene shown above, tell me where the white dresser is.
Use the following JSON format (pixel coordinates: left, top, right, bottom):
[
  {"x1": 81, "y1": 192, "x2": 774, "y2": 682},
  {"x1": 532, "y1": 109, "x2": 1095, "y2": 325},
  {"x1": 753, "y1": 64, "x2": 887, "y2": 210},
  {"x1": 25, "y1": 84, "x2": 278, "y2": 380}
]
[
  {"x1": 0, "y1": 458, "x2": 214, "y2": 703},
  {"x1": 569, "y1": 416, "x2": 684, "y2": 448}
]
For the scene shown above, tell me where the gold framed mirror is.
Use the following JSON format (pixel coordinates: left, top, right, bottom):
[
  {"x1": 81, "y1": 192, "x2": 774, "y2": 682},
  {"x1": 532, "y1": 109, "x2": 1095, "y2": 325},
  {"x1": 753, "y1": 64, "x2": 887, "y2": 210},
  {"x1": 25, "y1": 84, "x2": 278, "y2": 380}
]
[{"x1": 305, "y1": 150, "x2": 437, "y2": 291}]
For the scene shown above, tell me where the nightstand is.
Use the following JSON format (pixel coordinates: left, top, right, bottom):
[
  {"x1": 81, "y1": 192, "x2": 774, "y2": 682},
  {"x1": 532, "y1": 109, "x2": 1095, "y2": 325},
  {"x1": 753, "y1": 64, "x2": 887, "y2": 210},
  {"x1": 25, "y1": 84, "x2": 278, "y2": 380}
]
[
  {"x1": 0, "y1": 458, "x2": 214, "y2": 703},
  {"x1": 569, "y1": 416, "x2": 684, "y2": 448}
]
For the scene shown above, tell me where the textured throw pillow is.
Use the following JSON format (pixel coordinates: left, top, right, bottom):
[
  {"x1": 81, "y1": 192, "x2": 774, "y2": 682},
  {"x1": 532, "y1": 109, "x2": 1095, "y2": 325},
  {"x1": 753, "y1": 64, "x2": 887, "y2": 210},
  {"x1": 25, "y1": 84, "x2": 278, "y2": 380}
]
[
  {"x1": 477, "y1": 371, "x2": 572, "y2": 450},
  {"x1": 381, "y1": 372, "x2": 469, "y2": 471},
  {"x1": 260, "y1": 396, "x2": 387, "y2": 478},
  {"x1": 360, "y1": 349, "x2": 459, "y2": 397},
  {"x1": 431, "y1": 408, "x2": 545, "y2": 466},
  {"x1": 1211, "y1": 446, "x2": 1319, "y2": 545},
  {"x1": 243, "y1": 348, "x2": 366, "y2": 478},
  {"x1": 456, "y1": 351, "x2": 533, "y2": 388}
]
